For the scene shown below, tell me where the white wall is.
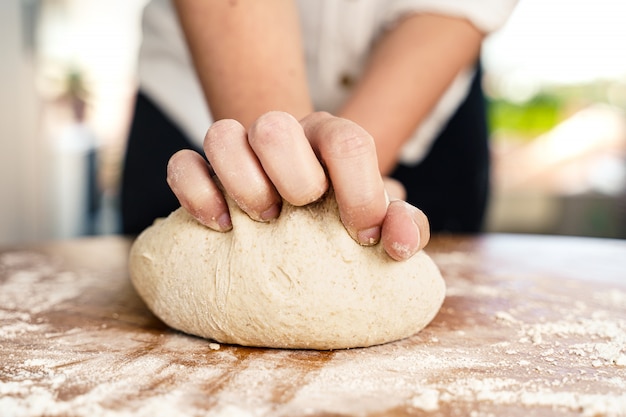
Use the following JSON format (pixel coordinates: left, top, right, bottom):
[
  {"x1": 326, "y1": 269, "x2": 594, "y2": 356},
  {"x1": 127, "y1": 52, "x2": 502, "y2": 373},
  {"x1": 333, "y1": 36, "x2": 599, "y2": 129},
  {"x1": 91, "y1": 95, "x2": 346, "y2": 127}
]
[
  {"x1": 0, "y1": 0, "x2": 146, "y2": 245},
  {"x1": 0, "y1": 2, "x2": 46, "y2": 245}
]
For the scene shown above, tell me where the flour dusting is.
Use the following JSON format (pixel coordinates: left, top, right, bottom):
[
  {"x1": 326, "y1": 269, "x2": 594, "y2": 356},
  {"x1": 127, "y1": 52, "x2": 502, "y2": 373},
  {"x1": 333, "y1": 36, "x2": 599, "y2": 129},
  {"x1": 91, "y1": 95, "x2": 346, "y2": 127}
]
[{"x1": 1, "y1": 243, "x2": 626, "y2": 417}]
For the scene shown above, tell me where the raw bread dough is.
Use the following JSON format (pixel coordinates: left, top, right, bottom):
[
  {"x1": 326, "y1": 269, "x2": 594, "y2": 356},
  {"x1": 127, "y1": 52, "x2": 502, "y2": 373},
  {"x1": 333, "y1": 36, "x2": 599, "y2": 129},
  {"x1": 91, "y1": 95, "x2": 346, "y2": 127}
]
[{"x1": 129, "y1": 192, "x2": 445, "y2": 350}]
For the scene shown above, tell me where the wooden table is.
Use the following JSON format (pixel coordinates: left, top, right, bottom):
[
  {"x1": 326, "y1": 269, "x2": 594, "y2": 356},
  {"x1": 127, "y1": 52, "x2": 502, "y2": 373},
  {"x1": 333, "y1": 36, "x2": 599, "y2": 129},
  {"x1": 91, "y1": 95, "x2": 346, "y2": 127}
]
[{"x1": 1, "y1": 234, "x2": 625, "y2": 416}]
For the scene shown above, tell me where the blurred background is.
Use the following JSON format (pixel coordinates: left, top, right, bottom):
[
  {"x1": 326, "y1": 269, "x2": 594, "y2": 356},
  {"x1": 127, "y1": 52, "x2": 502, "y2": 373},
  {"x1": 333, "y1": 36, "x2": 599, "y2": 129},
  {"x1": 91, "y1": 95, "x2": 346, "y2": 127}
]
[{"x1": 1, "y1": 0, "x2": 625, "y2": 245}]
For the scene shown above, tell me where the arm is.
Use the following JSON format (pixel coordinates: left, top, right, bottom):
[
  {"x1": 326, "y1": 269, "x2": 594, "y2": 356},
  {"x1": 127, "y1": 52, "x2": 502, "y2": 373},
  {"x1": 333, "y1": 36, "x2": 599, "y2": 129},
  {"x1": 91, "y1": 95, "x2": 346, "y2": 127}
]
[
  {"x1": 169, "y1": 0, "x2": 429, "y2": 260},
  {"x1": 172, "y1": 0, "x2": 313, "y2": 127},
  {"x1": 338, "y1": 13, "x2": 484, "y2": 175},
  {"x1": 170, "y1": 0, "x2": 320, "y2": 223}
]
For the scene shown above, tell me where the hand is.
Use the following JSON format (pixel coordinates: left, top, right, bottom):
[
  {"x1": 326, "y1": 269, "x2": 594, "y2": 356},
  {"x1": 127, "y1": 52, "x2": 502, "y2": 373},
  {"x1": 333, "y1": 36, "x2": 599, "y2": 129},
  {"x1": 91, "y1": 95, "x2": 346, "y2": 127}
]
[{"x1": 167, "y1": 111, "x2": 429, "y2": 261}]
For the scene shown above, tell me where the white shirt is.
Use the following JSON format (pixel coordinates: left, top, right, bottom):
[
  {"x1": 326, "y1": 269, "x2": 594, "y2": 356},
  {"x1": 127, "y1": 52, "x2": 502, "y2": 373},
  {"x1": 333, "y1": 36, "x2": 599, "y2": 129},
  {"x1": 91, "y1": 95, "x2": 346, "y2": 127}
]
[{"x1": 138, "y1": 0, "x2": 517, "y2": 164}]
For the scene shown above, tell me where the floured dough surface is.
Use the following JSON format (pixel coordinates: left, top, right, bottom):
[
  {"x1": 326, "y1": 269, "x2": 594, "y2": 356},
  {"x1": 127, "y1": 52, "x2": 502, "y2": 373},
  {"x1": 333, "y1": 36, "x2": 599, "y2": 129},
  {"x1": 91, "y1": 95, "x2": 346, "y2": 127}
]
[{"x1": 129, "y1": 192, "x2": 445, "y2": 350}]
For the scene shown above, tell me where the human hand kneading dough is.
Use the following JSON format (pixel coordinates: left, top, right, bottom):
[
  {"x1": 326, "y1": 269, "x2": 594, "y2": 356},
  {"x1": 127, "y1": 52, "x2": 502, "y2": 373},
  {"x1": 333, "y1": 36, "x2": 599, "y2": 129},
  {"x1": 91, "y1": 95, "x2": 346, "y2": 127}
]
[{"x1": 166, "y1": 111, "x2": 430, "y2": 261}]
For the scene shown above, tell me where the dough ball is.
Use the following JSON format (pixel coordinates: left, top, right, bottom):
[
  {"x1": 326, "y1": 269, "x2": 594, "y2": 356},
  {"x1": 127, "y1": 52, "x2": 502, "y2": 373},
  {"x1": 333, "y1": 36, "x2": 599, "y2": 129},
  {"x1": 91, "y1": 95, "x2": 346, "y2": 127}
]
[{"x1": 129, "y1": 192, "x2": 445, "y2": 350}]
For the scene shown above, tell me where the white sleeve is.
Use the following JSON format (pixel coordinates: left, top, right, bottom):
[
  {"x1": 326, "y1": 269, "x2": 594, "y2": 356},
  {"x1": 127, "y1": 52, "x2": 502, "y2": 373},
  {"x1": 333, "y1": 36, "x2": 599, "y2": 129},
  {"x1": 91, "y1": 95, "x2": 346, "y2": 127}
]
[
  {"x1": 381, "y1": 0, "x2": 519, "y2": 34},
  {"x1": 138, "y1": 0, "x2": 212, "y2": 148},
  {"x1": 371, "y1": 0, "x2": 518, "y2": 165}
]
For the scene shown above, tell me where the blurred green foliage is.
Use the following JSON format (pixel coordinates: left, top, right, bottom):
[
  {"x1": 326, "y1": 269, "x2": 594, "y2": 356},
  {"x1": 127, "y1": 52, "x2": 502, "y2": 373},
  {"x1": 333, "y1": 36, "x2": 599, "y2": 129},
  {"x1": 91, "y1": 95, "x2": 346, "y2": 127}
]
[
  {"x1": 486, "y1": 81, "x2": 624, "y2": 143},
  {"x1": 487, "y1": 94, "x2": 563, "y2": 142}
]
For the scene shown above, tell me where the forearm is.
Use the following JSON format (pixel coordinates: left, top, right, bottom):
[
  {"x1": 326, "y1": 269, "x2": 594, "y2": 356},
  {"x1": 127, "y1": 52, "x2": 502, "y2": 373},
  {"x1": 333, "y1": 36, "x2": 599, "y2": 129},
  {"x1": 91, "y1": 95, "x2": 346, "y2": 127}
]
[
  {"x1": 173, "y1": 0, "x2": 313, "y2": 128},
  {"x1": 338, "y1": 14, "x2": 484, "y2": 175}
]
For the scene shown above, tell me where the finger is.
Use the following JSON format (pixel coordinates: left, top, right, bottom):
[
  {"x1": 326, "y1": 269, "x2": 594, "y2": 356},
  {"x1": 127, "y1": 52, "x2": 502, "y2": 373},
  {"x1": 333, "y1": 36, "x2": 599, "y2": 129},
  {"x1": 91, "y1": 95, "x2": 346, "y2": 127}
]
[
  {"x1": 381, "y1": 200, "x2": 430, "y2": 261},
  {"x1": 167, "y1": 150, "x2": 232, "y2": 231},
  {"x1": 383, "y1": 176, "x2": 407, "y2": 201},
  {"x1": 204, "y1": 119, "x2": 282, "y2": 222},
  {"x1": 301, "y1": 112, "x2": 387, "y2": 246},
  {"x1": 248, "y1": 111, "x2": 328, "y2": 206}
]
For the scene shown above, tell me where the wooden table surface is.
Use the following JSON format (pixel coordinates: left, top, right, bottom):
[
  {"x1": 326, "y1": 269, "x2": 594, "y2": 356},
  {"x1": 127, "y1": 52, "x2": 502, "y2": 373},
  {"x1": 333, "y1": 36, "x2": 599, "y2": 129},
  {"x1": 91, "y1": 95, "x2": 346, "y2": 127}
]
[{"x1": 1, "y1": 234, "x2": 625, "y2": 417}]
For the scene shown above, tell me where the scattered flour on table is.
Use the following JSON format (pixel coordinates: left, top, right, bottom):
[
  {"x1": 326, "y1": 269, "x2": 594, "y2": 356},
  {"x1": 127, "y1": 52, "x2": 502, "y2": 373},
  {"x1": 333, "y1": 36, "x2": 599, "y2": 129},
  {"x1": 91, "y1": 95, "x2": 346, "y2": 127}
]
[
  {"x1": 409, "y1": 388, "x2": 440, "y2": 412},
  {"x1": 2, "y1": 249, "x2": 625, "y2": 417},
  {"x1": 0, "y1": 251, "x2": 91, "y2": 316},
  {"x1": 427, "y1": 252, "x2": 626, "y2": 417}
]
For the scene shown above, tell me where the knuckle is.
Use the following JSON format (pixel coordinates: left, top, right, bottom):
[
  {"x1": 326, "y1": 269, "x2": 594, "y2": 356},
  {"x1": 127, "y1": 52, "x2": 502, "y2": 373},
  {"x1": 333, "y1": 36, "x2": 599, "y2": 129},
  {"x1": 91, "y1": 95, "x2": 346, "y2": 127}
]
[
  {"x1": 324, "y1": 123, "x2": 374, "y2": 160},
  {"x1": 167, "y1": 150, "x2": 193, "y2": 185},
  {"x1": 340, "y1": 188, "x2": 381, "y2": 221},
  {"x1": 167, "y1": 150, "x2": 184, "y2": 173},
  {"x1": 248, "y1": 111, "x2": 298, "y2": 148},
  {"x1": 301, "y1": 110, "x2": 332, "y2": 126},
  {"x1": 168, "y1": 149, "x2": 188, "y2": 166},
  {"x1": 204, "y1": 119, "x2": 243, "y2": 152}
]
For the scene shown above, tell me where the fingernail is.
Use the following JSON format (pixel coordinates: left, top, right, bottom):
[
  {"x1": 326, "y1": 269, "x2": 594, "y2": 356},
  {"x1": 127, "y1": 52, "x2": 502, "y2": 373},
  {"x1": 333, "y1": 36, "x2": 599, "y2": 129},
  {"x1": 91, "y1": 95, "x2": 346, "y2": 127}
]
[
  {"x1": 413, "y1": 217, "x2": 421, "y2": 250},
  {"x1": 260, "y1": 203, "x2": 281, "y2": 221},
  {"x1": 217, "y1": 212, "x2": 232, "y2": 231},
  {"x1": 357, "y1": 226, "x2": 381, "y2": 246},
  {"x1": 390, "y1": 216, "x2": 420, "y2": 261}
]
